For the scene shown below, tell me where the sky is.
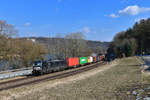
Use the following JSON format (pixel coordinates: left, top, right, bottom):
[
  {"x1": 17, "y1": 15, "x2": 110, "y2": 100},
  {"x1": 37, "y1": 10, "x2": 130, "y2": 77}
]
[{"x1": 0, "y1": 0, "x2": 150, "y2": 41}]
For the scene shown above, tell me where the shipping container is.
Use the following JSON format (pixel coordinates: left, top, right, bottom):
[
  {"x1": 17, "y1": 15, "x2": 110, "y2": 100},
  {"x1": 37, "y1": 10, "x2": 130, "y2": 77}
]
[
  {"x1": 79, "y1": 57, "x2": 88, "y2": 65},
  {"x1": 93, "y1": 56, "x2": 97, "y2": 62},
  {"x1": 99, "y1": 56, "x2": 102, "y2": 61},
  {"x1": 67, "y1": 57, "x2": 79, "y2": 67},
  {"x1": 97, "y1": 56, "x2": 100, "y2": 61},
  {"x1": 90, "y1": 56, "x2": 93, "y2": 63},
  {"x1": 87, "y1": 56, "x2": 93, "y2": 63},
  {"x1": 87, "y1": 57, "x2": 91, "y2": 63}
]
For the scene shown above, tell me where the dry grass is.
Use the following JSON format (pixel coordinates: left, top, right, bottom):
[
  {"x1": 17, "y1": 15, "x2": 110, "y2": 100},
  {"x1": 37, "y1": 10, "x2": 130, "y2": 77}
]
[
  {"x1": 0, "y1": 57, "x2": 147, "y2": 100},
  {"x1": 0, "y1": 76, "x2": 25, "y2": 83}
]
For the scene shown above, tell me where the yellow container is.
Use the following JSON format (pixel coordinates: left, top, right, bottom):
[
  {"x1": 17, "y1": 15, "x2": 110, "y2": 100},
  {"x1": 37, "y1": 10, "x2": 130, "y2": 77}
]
[{"x1": 87, "y1": 57, "x2": 91, "y2": 63}]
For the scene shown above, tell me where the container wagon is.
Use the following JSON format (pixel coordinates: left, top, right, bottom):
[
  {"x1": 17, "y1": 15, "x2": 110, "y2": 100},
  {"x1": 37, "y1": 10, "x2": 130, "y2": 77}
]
[
  {"x1": 79, "y1": 57, "x2": 88, "y2": 65},
  {"x1": 93, "y1": 56, "x2": 97, "y2": 62},
  {"x1": 99, "y1": 56, "x2": 102, "y2": 61},
  {"x1": 97, "y1": 56, "x2": 100, "y2": 62},
  {"x1": 87, "y1": 56, "x2": 93, "y2": 63},
  {"x1": 67, "y1": 57, "x2": 79, "y2": 68}
]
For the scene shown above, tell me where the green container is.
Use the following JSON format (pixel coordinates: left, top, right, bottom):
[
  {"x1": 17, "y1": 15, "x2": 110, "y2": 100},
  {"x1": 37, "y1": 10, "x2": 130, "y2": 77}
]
[{"x1": 79, "y1": 57, "x2": 88, "y2": 65}]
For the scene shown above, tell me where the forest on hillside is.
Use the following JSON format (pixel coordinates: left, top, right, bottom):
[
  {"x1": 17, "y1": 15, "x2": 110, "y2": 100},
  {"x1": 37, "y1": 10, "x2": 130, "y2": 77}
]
[
  {"x1": 27, "y1": 37, "x2": 109, "y2": 57},
  {"x1": 0, "y1": 20, "x2": 107, "y2": 70},
  {"x1": 108, "y1": 18, "x2": 150, "y2": 58}
]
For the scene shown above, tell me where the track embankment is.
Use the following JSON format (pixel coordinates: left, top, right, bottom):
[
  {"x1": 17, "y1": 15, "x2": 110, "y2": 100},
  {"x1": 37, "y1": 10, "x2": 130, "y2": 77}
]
[
  {"x1": 0, "y1": 61, "x2": 106, "y2": 91},
  {"x1": 0, "y1": 57, "x2": 146, "y2": 100},
  {"x1": 0, "y1": 60, "x2": 119, "y2": 100}
]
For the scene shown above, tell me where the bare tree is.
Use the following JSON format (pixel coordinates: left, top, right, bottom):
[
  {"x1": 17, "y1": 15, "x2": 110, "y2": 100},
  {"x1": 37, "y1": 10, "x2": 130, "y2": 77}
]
[
  {"x1": 0, "y1": 20, "x2": 47, "y2": 69},
  {"x1": 65, "y1": 32, "x2": 91, "y2": 57},
  {"x1": 0, "y1": 20, "x2": 18, "y2": 61},
  {"x1": 0, "y1": 20, "x2": 18, "y2": 37}
]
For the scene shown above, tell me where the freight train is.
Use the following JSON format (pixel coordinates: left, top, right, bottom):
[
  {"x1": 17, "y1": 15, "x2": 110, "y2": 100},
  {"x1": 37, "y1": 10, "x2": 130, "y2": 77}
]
[{"x1": 32, "y1": 55, "x2": 105, "y2": 75}]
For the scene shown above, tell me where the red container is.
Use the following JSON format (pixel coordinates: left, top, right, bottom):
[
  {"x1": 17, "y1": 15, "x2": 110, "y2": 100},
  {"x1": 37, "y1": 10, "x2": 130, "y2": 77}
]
[
  {"x1": 99, "y1": 56, "x2": 102, "y2": 61},
  {"x1": 93, "y1": 57, "x2": 97, "y2": 62},
  {"x1": 67, "y1": 57, "x2": 79, "y2": 67}
]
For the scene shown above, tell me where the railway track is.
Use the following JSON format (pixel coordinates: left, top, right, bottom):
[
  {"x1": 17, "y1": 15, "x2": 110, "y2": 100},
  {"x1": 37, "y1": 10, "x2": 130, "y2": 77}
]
[{"x1": 0, "y1": 61, "x2": 106, "y2": 91}]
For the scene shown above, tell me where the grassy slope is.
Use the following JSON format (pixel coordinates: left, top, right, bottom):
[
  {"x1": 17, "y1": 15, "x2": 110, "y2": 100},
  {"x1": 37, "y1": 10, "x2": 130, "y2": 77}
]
[{"x1": 1, "y1": 57, "x2": 149, "y2": 100}]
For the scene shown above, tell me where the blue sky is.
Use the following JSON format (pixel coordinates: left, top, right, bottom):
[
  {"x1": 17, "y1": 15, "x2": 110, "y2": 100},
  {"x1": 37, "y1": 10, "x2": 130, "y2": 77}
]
[{"x1": 0, "y1": 0, "x2": 150, "y2": 41}]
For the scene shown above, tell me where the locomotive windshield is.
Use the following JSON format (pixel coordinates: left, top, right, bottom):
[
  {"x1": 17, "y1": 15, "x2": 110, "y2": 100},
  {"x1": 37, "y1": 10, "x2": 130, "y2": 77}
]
[{"x1": 33, "y1": 61, "x2": 42, "y2": 67}]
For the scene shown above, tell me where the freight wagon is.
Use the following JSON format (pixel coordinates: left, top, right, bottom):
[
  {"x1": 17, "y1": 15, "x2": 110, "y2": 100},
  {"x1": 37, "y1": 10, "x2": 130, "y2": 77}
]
[
  {"x1": 79, "y1": 57, "x2": 88, "y2": 65},
  {"x1": 99, "y1": 56, "x2": 102, "y2": 61},
  {"x1": 93, "y1": 56, "x2": 97, "y2": 62},
  {"x1": 67, "y1": 57, "x2": 79, "y2": 68},
  {"x1": 87, "y1": 56, "x2": 93, "y2": 63},
  {"x1": 97, "y1": 56, "x2": 100, "y2": 61}
]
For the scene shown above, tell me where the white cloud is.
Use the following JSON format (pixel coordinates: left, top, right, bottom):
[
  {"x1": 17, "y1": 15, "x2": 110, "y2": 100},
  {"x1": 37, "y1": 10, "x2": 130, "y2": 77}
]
[
  {"x1": 110, "y1": 13, "x2": 119, "y2": 18},
  {"x1": 82, "y1": 27, "x2": 90, "y2": 33},
  {"x1": 24, "y1": 22, "x2": 31, "y2": 27},
  {"x1": 119, "y1": 5, "x2": 150, "y2": 16},
  {"x1": 108, "y1": 5, "x2": 150, "y2": 18}
]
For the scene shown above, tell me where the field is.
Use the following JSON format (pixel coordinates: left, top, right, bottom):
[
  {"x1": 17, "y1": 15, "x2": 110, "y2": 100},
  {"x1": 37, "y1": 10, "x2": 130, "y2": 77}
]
[{"x1": 0, "y1": 57, "x2": 149, "y2": 100}]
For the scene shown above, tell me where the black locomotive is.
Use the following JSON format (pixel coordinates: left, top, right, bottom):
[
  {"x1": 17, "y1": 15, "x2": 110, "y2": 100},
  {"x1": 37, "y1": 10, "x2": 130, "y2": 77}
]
[{"x1": 32, "y1": 60, "x2": 67, "y2": 75}]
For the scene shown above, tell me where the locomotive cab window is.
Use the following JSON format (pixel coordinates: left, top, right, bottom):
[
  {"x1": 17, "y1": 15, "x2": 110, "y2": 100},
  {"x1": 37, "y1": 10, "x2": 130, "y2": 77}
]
[{"x1": 33, "y1": 61, "x2": 42, "y2": 67}]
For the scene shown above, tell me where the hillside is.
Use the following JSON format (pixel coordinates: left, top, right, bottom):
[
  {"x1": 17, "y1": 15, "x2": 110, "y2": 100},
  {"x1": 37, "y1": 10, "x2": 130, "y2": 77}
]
[
  {"x1": 0, "y1": 37, "x2": 110, "y2": 71},
  {"x1": 26, "y1": 37, "x2": 110, "y2": 54}
]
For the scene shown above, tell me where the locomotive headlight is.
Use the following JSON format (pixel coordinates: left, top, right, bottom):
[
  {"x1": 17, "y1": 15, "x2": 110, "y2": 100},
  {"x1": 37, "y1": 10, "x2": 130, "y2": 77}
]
[{"x1": 34, "y1": 67, "x2": 41, "y2": 70}]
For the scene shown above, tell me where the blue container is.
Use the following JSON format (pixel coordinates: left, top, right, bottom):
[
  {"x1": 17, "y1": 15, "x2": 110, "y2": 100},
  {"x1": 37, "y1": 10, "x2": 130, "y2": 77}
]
[{"x1": 97, "y1": 56, "x2": 100, "y2": 61}]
